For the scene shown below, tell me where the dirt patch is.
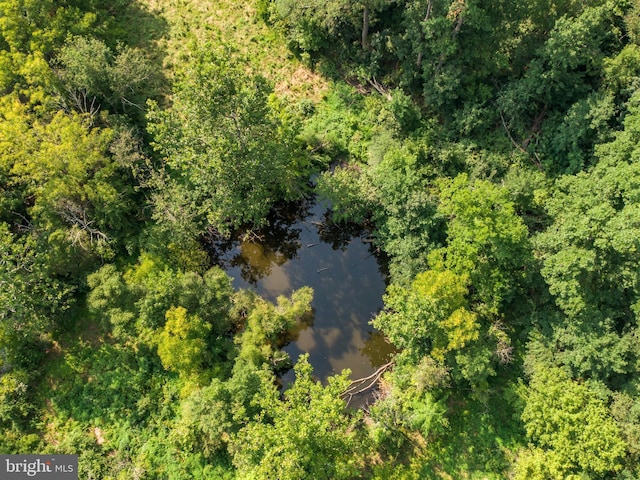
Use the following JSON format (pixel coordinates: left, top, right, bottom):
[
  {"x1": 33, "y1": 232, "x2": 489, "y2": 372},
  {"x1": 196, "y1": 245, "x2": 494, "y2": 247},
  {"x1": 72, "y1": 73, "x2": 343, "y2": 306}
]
[{"x1": 93, "y1": 426, "x2": 106, "y2": 445}]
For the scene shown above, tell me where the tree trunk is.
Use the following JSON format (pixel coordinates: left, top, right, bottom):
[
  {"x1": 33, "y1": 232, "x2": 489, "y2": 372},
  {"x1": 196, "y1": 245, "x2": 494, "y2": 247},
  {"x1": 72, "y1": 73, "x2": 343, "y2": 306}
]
[
  {"x1": 362, "y1": 5, "x2": 370, "y2": 49},
  {"x1": 417, "y1": 0, "x2": 434, "y2": 67}
]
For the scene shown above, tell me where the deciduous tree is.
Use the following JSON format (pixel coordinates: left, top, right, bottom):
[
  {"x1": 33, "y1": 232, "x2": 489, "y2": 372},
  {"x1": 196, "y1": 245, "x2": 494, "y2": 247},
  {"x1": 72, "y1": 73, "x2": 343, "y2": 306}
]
[
  {"x1": 230, "y1": 355, "x2": 365, "y2": 480},
  {"x1": 147, "y1": 45, "x2": 308, "y2": 236},
  {"x1": 517, "y1": 365, "x2": 626, "y2": 478}
]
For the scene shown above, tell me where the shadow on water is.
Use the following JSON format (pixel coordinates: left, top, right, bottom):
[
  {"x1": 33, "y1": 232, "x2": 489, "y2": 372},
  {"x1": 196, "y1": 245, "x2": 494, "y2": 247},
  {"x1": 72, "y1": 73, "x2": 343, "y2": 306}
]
[{"x1": 205, "y1": 195, "x2": 396, "y2": 402}]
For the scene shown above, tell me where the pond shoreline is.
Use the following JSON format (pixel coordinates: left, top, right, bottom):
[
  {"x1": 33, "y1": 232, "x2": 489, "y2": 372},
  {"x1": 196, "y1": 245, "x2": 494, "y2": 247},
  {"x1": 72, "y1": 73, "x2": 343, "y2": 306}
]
[{"x1": 204, "y1": 194, "x2": 395, "y2": 404}]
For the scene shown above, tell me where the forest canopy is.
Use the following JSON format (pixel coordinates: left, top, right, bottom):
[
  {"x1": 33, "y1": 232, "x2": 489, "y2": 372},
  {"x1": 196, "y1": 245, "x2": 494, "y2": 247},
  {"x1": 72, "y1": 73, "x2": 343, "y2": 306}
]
[{"x1": 1, "y1": 0, "x2": 640, "y2": 478}]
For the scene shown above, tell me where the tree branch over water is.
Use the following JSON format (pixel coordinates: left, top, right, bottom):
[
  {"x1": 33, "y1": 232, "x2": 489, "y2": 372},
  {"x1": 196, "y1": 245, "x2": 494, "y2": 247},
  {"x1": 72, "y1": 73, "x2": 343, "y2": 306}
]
[{"x1": 341, "y1": 361, "x2": 393, "y2": 405}]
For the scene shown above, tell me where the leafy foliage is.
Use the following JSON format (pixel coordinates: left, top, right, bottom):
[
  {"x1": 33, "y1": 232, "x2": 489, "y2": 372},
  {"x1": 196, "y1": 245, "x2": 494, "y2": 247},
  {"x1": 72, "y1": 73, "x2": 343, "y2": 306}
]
[
  {"x1": 230, "y1": 355, "x2": 365, "y2": 480},
  {"x1": 147, "y1": 44, "x2": 309, "y2": 236},
  {"x1": 533, "y1": 91, "x2": 640, "y2": 381},
  {"x1": 430, "y1": 173, "x2": 531, "y2": 314},
  {"x1": 87, "y1": 254, "x2": 234, "y2": 355},
  {"x1": 54, "y1": 35, "x2": 156, "y2": 116},
  {"x1": 0, "y1": 97, "x2": 141, "y2": 260},
  {"x1": 4, "y1": 0, "x2": 640, "y2": 477},
  {"x1": 0, "y1": 223, "x2": 74, "y2": 370},
  {"x1": 235, "y1": 287, "x2": 313, "y2": 368},
  {"x1": 157, "y1": 306, "x2": 211, "y2": 377},
  {"x1": 374, "y1": 270, "x2": 477, "y2": 364},
  {"x1": 517, "y1": 365, "x2": 626, "y2": 478}
]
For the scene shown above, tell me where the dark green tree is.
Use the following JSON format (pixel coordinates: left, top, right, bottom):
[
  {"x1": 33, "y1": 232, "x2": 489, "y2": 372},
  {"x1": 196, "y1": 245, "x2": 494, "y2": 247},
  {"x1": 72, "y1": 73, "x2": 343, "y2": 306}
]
[
  {"x1": 147, "y1": 44, "x2": 308, "y2": 237},
  {"x1": 533, "y1": 91, "x2": 640, "y2": 381}
]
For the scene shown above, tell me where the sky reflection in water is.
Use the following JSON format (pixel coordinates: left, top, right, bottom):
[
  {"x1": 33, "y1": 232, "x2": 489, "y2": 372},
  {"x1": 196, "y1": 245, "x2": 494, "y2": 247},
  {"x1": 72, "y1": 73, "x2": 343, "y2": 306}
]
[{"x1": 209, "y1": 197, "x2": 395, "y2": 388}]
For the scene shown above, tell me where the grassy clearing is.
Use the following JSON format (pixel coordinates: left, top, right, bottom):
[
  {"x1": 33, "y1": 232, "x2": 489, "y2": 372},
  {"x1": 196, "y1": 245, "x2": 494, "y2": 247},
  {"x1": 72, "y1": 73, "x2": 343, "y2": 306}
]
[{"x1": 136, "y1": 0, "x2": 328, "y2": 101}]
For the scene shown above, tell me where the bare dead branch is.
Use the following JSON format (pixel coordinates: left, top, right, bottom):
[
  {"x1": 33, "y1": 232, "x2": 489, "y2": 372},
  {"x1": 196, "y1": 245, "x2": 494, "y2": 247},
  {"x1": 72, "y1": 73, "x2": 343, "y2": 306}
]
[
  {"x1": 498, "y1": 109, "x2": 544, "y2": 170},
  {"x1": 341, "y1": 361, "x2": 394, "y2": 406},
  {"x1": 368, "y1": 77, "x2": 392, "y2": 100},
  {"x1": 56, "y1": 199, "x2": 109, "y2": 247}
]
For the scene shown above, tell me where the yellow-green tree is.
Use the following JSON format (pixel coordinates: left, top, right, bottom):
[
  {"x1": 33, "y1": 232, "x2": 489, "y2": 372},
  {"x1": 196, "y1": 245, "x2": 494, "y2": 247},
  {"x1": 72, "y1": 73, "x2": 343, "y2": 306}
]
[
  {"x1": 515, "y1": 365, "x2": 626, "y2": 479},
  {"x1": 0, "y1": 97, "x2": 138, "y2": 260},
  {"x1": 374, "y1": 269, "x2": 478, "y2": 364},
  {"x1": 156, "y1": 306, "x2": 211, "y2": 377}
]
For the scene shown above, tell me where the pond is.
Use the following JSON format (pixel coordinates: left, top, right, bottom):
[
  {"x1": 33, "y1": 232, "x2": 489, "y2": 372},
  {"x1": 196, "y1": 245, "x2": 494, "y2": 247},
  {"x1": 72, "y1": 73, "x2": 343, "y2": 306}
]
[{"x1": 207, "y1": 195, "x2": 395, "y2": 403}]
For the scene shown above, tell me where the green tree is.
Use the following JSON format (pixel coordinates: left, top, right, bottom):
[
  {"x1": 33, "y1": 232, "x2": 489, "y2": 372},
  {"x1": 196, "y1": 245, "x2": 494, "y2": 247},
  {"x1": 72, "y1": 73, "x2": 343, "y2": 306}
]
[
  {"x1": 366, "y1": 136, "x2": 443, "y2": 281},
  {"x1": 430, "y1": 173, "x2": 531, "y2": 315},
  {"x1": 516, "y1": 365, "x2": 626, "y2": 478},
  {"x1": 230, "y1": 355, "x2": 365, "y2": 480},
  {"x1": 147, "y1": 44, "x2": 308, "y2": 236},
  {"x1": 0, "y1": 368, "x2": 40, "y2": 451},
  {"x1": 172, "y1": 378, "x2": 234, "y2": 457},
  {"x1": 0, "y1": 223, "x2": 73, "y2": 370},
  {"x1": 157, "y1": 306, "x2": 211, "y2": 377},
  {"x1": 0, "y1": 0, "x2": 135, "y2": 103},
  {"x1": 374, "y1": 174, "x2": 531, "y2": 388},
  {"x1": 87, "y1": 254, "x2": 234, "y2": 347},
  {"x1": 54, "y1": 35, "x2": 155, "y2": 116},
  {"x1": 374, "y1": 269, "x2": 478, "y2": 364},
  {"x1": 172, "y1": 362, "x2": 276, "y2": 461},
  {"x1": 236, "y1": 287, "x2": 313, "y2": 367},
  {"x1": 316, "y1": 108, "x2": 443, "y2": 282},
  {"x1": 496, "y1": 2, "x2": 624, "y2": 173},
  {"x1": 0, "y1": 97, "x2": 139, "y2": 260},
  {"x1": 611, "y1": 391, "x2": 640, "y2": 477},
  {"x1": 368, "y1": 358, "x2": 449, "y2": 452},
  {"x1": 533, "y1": 91, "x2": 640, "y2": 380},
  {"x1": 274, "y1": 0, "x2": 388, "y2": 52}
]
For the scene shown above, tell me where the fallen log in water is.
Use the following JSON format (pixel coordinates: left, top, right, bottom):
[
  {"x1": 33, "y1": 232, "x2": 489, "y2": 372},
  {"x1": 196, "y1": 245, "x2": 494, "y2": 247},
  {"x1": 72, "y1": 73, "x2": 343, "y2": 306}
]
[{"x1": 341, "y1": 361, "x2": 394, "y2": 406}]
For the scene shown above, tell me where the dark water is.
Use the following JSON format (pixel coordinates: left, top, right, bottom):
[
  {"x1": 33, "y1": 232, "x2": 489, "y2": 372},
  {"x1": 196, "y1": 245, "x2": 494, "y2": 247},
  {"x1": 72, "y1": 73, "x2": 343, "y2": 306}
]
[{"x1": 208, "y1": 196, "x2": 394, "y2": 394}]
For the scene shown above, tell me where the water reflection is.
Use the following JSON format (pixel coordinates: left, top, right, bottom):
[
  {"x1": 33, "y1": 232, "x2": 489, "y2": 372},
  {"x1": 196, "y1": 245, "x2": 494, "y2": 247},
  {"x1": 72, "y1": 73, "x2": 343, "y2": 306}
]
[
  {"x1": 208, "y1": 196, "x2": 314, "y2": 283},
  {"x1": 206, "y1": 196, "x2": 393, "y2": 390},
  {"x1": 361, "y1": 331, "x2": 397, "y2": 366}
]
